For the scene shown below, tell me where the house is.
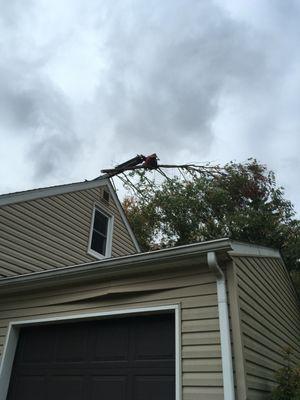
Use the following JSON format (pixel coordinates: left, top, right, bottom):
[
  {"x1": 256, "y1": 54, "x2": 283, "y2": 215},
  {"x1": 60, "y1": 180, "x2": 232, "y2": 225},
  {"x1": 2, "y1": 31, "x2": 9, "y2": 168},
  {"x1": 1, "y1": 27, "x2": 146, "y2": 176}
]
[{"x1": 0, "y1": 176, "x2": 299, "y2": 400}]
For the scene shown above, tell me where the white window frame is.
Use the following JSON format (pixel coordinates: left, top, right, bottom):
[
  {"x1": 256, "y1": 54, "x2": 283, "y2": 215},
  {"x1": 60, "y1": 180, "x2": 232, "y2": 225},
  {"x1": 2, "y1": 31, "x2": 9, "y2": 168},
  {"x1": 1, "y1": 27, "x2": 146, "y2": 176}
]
[
  {"x1": 0, "y1": 304, "x2": 182, "y2": 400},
  {"x1": 88, "y1": 204, "x2": 114, "y2": 259}
]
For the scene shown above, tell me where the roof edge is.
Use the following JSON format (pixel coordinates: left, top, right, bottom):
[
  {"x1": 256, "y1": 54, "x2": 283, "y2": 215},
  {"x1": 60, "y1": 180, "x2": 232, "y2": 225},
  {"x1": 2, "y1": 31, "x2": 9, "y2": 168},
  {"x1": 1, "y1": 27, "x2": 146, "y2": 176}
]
[
  {"x1": 0, "y1": 178, "x2": 108, "y2": 207},
  {"x1": 0, "y1": 239, "x2": 283, "y2": 294},
  {"x1": 0, "y1": 238, "x2": 233, "y2": 292},
  {"x1": 229, "y1": 241, "x2": 281, "y2": 258}
]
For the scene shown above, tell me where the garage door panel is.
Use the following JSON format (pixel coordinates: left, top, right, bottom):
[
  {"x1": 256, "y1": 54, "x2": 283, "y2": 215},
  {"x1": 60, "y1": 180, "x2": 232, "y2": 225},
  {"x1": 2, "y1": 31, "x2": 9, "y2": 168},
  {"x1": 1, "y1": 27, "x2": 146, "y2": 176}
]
[
  {"x1": 133, "y1": 376, "x2": 175, "y2": 400},
  {"x1": 17, "y1": 327, "x2": 54, "y2": 363},
  {"x1": 128, "y1": 365, "x2": 175, "y2": 375},
  {"x1": 55, "y1": 323, "x2": 87, "y2": 362},
  {"x1": 90, "y1": 376, "x2": 127, "y2": 400},
  {"x1": 9, "y1": 376, "x2": 46, "y2": 400},
  {"x1": 47, "y1": 376, "x2": 84, "y2": 400},
  {"x1": 92, "y1": 319, "x2": 130, "y2": 362},
  {"x1": 133, "y1": 315, "x2": 175, "y2": 361}
]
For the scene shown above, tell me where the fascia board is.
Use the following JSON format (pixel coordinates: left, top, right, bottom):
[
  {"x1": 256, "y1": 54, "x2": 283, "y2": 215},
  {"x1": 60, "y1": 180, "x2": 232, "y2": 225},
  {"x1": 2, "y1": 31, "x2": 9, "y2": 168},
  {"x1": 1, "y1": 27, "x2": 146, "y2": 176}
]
[
  {"x1": 229, "y1": 241, "x2": 281, "y2": 258},
  {"x1": 0, "y1": 238, "x2": 233, "y2": 293},
  {"x1": 0, "y1": 178, "x2": 108, "y2": 207}
]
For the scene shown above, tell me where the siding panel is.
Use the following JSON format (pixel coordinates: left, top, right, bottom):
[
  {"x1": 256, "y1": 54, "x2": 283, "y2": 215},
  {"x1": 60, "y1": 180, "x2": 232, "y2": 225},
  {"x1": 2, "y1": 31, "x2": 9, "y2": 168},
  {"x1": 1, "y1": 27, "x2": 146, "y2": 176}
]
[
  {"x1": 0, "y1": 186, "x2": 137, "y2": 276},
  {"x1": 0, "y1": 266, "x2": 223, "y2": 400},
  {"x1": 234, "y1": 256, "x2": 300, "y2": 400}
]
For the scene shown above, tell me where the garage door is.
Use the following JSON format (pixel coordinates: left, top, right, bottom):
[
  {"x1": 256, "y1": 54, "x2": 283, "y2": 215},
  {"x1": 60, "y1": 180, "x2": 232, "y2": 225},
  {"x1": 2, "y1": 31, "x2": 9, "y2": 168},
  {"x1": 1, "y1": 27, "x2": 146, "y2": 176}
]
[{"x1": 7, "y1": 313, "x2": 175, "y2": 400}]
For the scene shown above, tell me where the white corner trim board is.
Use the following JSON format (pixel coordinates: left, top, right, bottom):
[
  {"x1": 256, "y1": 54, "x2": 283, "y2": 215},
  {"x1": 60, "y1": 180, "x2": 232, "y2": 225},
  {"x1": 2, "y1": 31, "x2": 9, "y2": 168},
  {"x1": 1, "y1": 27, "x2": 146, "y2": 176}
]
[
  {"x1": 0, "y1": 304, "x2": 181, "y2": 400},
  {"x1": 207, "y1": 251, "x2": 235, "y2": 400},
  {"x1": 0, "y1": 326, "x2": 17, "y2": 400}
]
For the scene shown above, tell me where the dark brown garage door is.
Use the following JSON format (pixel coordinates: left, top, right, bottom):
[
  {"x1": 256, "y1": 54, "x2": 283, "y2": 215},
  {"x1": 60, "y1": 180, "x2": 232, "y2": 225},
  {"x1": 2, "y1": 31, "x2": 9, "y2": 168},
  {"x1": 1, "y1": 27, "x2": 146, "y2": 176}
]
[{"x1": 7, "y1": 313, "x2": 175, "y2": 400}]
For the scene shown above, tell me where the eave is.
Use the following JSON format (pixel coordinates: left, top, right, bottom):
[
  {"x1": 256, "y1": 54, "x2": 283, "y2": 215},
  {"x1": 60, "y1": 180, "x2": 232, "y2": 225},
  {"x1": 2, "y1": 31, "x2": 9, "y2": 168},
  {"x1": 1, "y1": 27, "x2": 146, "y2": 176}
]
[
  {"x1": 0, "y1": 238, "x2": 233, "y2": 295},
  {"x1": 0, "y1": 238, "x2": 281, "y2": 296},
  {"x1": 0, "y1": 177, "x2": 108, "y2": 207}
]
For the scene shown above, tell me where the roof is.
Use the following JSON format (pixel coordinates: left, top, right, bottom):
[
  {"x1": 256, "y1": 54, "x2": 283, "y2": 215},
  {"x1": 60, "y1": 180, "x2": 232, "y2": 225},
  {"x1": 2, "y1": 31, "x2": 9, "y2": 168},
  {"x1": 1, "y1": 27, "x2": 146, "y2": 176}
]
[
  {"x1": 0, "y1": 176, "x2": 108, "y2": 207},
  {"x1": 0, "y1": 175, "x2": 141, "y2": 253},
  {"x1": 0, "y1": 239, "x2": 281, "y2": 295}
]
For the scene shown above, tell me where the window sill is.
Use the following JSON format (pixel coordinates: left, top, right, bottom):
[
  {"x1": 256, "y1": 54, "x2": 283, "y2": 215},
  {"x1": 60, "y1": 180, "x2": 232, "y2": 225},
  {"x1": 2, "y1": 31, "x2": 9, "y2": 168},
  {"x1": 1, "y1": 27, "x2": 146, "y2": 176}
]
[{"x1": 87, "y1": 248, "x2": 112, "y2": 260}]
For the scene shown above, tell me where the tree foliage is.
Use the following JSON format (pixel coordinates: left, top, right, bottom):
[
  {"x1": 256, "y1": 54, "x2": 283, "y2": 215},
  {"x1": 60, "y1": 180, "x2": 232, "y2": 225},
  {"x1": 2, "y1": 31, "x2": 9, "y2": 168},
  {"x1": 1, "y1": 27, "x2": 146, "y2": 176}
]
[
  {"x1": 270, "y1": 347, "x2": 300, "y2": 400},
  {"x1": 122, "y1": 159, "x2": 300, "y2": 271}
]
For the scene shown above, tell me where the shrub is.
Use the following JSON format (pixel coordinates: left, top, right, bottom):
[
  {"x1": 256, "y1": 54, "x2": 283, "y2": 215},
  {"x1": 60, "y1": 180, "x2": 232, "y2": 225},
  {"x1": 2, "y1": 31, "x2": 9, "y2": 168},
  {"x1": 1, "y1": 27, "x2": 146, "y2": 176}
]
[{"x1": 270, "y1": 347, "x2": 300, "y2": 400}]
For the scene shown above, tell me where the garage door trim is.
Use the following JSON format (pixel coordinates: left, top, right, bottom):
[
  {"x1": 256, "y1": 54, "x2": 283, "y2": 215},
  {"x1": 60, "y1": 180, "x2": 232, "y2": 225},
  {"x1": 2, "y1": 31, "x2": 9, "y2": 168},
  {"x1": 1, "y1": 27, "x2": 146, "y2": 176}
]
[{"x1": 0, "y1": 305, "x2": 181, "y2": 400}]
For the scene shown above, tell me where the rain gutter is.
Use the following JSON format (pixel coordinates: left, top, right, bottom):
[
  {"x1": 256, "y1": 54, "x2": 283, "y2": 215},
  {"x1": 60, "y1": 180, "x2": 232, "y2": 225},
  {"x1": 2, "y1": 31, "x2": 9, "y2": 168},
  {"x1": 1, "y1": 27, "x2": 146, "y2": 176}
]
[
  {"x1": 0, "y1": 238, "x2": 233, "y2": 294},
  {"x1": 208, "y1": 251, "x2": 235, "y2": 400}
]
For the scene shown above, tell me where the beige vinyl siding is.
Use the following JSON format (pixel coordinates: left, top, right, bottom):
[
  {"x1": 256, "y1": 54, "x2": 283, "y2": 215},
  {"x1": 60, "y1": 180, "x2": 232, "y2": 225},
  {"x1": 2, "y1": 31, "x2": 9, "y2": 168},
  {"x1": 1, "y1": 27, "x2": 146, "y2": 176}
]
[
  {"x1": 234, "y1": 256, "x2": 300, "y2": 399},
  {"x1": 0, "y1": 265, "x2": 223, "y2": 400},
  {"x1": 0, "y1": 186, "x2": 137, "y2": 277}
]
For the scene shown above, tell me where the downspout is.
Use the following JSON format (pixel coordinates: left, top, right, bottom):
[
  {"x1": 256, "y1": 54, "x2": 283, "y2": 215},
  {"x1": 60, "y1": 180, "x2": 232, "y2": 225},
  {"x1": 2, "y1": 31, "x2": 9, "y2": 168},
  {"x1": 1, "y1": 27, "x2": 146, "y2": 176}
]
[{"x1": 207, "y1": 252, "x2": 235, "y2": 400}]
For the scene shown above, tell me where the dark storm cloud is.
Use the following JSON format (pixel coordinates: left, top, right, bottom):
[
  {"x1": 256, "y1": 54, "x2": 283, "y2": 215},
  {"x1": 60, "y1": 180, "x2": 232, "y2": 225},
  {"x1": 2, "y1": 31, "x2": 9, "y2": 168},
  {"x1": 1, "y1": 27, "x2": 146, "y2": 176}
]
[
  {"x1": 0, "y1": 63, "x2": 80, "y2": 180},
  {"x1": 0, "y1": 0, "x2": 81, "y2": 181},
  {"x1": 0, "y1": 0, "x2": 299, "y2": 212},
  {"x1": 95, "y1": 0, "x2": 268, "y2": 159}
]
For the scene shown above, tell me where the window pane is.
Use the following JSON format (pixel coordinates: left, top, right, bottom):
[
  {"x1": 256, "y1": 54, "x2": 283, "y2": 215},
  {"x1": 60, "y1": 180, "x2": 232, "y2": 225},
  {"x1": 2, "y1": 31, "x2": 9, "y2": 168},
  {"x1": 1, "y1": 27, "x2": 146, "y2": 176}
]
[
  {"x1": 94, "y1": 210, "x2": 108, "y2": 235},
  {"x1": 91, "y1": 231, "x2": 107, "y2": 255}
]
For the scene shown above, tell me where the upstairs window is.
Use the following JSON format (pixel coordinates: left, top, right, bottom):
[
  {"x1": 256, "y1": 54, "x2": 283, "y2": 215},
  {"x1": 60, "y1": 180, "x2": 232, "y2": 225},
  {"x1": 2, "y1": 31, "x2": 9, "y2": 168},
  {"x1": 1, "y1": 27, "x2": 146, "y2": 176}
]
[{"x1": 88, "y1": 207, "x2": 113, "y2": 258}]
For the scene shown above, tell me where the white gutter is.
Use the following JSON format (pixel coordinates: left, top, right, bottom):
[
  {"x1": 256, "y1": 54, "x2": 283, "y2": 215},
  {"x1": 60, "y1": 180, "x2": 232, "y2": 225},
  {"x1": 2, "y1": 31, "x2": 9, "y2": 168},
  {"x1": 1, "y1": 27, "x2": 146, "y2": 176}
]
[
  {"x1": 0, "y1": 239, "x2": 232, "y2": 292},
  {"x1": 207, "y1": 251, "x2": 235, "y2": 400}
]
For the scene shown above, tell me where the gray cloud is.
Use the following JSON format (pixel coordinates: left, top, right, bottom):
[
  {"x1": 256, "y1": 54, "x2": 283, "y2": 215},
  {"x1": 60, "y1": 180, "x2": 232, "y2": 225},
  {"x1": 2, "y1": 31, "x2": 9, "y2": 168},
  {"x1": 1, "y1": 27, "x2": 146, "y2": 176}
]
[
  {"x1": 0, "y1": 1, "x2": 81, "y2": 181},
  {"x1": 0, "y1": 62, "x2": 80, "y2": 180},
  {"x1": 0, "y1": 0, "x2": 299, "y2": 212},
  {"x1": 93, "y1": 1, "x2": 270, "y2": 160}
]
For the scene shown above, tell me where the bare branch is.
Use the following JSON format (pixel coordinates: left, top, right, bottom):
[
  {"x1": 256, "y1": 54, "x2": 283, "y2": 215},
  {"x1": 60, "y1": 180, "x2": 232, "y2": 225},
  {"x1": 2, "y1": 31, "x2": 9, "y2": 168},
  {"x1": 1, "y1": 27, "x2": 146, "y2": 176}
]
[{"x1": 101, "y1": 162, "x2": 226, "y2": 176}]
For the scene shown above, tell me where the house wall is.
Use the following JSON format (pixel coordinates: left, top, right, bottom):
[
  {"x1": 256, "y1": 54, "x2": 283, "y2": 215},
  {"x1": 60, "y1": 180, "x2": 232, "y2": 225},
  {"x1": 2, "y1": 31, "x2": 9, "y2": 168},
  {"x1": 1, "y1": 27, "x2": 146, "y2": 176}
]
[
  {"x1": 233, "y1": 256, "x2": 300, "y2": 400},
  {"x1": 0, "y1": 186, "x2": 137, "y2": 277},
  {"x1": 0, "y1": 265, "x2": 223, "y2": 400}
]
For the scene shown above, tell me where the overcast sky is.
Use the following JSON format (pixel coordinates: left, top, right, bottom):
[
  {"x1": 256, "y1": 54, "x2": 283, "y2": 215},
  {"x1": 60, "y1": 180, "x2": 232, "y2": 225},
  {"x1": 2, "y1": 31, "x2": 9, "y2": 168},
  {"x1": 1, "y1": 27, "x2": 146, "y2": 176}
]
[{"x1": 0, "y1": 0, "x2": 299, "y2": 213}]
